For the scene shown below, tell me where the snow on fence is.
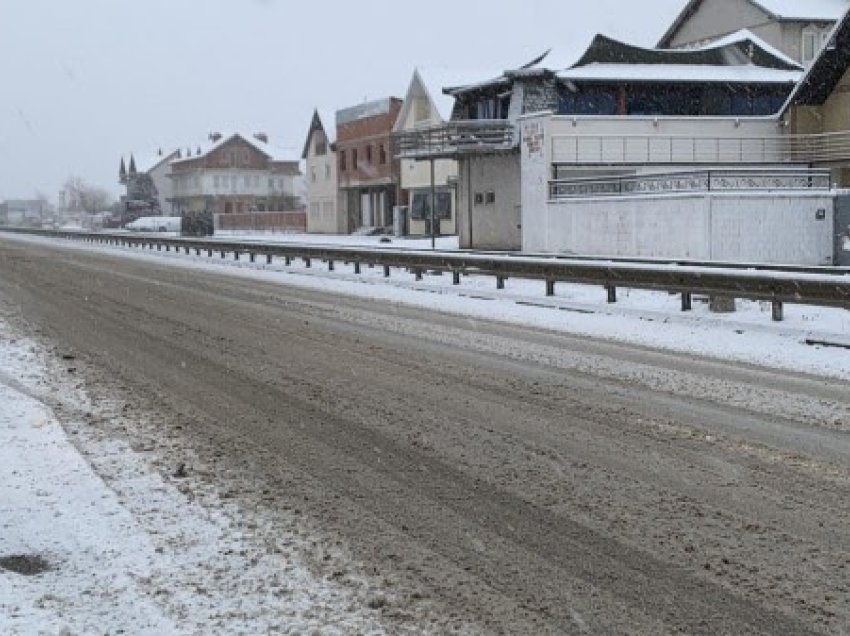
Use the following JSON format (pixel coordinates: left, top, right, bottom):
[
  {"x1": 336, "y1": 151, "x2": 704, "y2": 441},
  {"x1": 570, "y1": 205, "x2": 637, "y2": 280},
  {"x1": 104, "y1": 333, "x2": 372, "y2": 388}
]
[{"x1": 3, "y1": 228, "x2": 850, "y2": 323}]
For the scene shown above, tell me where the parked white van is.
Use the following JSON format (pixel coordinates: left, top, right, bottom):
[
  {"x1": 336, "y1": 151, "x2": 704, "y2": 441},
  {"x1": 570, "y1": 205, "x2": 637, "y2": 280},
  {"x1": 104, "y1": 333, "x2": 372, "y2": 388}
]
[{"x1": 125, "y1": 216, "x2": 181, "y2": 232}]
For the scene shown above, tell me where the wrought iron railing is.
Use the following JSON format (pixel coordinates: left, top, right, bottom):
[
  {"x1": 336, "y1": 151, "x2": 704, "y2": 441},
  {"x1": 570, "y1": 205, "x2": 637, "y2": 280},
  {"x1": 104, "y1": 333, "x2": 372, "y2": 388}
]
[
  {"x1": 395, "y1": 120, "x2": 516, "y2": 159},
  {"x1": 549, "y1": 169, "x2": 832, "y2": 200}
]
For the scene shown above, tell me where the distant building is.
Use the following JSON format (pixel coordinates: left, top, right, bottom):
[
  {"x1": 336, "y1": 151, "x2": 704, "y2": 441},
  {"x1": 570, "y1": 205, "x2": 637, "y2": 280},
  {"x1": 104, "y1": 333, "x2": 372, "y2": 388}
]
[
  {"x1": 119, "y1": 148, "x2": 179, "y2": 219},
  {"x1": 658, "y1": 0, "x2": 849, "y2": 66},
  {"x1": 393, "y1": 70, "x2": 458, "y2": 237},
  {"x1": 167, "y1": 133, "x2": 302, "y2": 216},
  {"x1": 335, "y1": 98, "x2": 403, "y2": 231},
  {"x1": 1, "y1": 199, "x2": 46, "y2": 227},
  {"x1": 302, "y1": 110, "x2": 345, "y2": 233}
]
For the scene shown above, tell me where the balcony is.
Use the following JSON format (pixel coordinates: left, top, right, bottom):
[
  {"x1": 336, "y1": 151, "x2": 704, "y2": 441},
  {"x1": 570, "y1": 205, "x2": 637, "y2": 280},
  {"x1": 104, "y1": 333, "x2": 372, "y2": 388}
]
[
  {"x1": 395, "y1": 120, "x2": 516, "y2": 160},
  {"x1": 549, "y1": 168, "x2": 832, "y2": 201},
  {"x1": 552, "y1": 129, "x2": 850, "y2": 166}
]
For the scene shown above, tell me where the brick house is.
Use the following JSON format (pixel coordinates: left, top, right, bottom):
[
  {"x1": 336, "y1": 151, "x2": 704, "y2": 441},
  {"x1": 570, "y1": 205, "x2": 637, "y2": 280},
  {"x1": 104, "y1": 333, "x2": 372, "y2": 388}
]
[{"x1": 335, "y1": 98, "x2": 403, "y2": 231}]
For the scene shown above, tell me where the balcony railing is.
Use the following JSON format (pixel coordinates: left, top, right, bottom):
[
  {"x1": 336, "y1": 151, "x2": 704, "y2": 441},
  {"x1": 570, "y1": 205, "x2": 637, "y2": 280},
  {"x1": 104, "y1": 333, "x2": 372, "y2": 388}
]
[
  {"x1": 395, "y1": 120, "x2": 516, "y2": 160},
  {"x1": 551, "y1": 130, "x2": 850, "y2": 165},
  {"x1": 549, "y1": 169, "x2": 832, "y2": 200}
]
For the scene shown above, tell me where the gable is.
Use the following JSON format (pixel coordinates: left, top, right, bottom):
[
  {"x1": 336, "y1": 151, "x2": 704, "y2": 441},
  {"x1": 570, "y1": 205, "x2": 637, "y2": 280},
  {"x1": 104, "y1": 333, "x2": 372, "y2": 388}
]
[
  {"x1": 206, "y1": 136, "x2": 269, "y2": 169},
  {"x1": 660, "y1": 0, "x2": 773, "y2": 48}
]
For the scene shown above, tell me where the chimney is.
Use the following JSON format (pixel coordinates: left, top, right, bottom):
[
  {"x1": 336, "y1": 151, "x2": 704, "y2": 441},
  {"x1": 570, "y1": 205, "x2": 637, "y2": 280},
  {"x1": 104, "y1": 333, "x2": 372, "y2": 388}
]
[
  {"x1": 209, "y1": 132, "x2": 222, "y2": 143},
  {"x1": 254, "y1": 132, "x2": 268, "y2": 144}
]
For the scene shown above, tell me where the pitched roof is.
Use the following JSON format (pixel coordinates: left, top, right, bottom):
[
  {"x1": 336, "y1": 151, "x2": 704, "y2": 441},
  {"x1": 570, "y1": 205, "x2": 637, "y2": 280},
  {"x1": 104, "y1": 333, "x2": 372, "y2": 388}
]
[
  {"x1": 392, "y1": 68, "x2": 462, "y2": 133},
  {"x1": 658, "y1": 0, "x2": 848, "y2": 47},
  {"x1": 300, "y1": 109, "x2": 336, "y2": 159},
  {"x1": 781, "y1": 7, "x2": 850, "y2": 112},
  {"x1": 573, "y1": 32, "x2": 801, "y2": 71},
  {"x1": 171, "y1": 133, "x2": 298, "y2": 166}
]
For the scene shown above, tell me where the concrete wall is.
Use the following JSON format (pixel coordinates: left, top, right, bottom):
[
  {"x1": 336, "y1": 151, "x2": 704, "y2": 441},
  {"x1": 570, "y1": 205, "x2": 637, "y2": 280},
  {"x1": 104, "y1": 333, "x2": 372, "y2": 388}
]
[
  {"x1": 527, "y1": 193, "x2": 834, "y2": 264},
  {"x1": 457, "y1": 154, "x2": 522, "y2": 249}
]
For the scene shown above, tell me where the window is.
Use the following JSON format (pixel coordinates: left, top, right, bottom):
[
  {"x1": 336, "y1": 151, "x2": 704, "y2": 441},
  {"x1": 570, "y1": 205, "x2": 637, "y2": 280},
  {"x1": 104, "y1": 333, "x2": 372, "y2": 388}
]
[
  {"x1": 411, "y1": 190, "x2": 452, "y2": 220},
  {"x1": 316, "y1": 138, "x2": 327, "y2": 156},
  {"x1": 379, "y1": 144, "x2": 387, "y2": 164},
  {"x1": 339, "y1": 150, "x2": 347, "y2": 171},
  {"x1": 559, "y1": 88, "x2": 617, "y2": 116},
  {"x1": 366, "y1": 145, "x2": 372, "y2": 164},
  {"x1": 311, "y1": 167, "x2": 317, "y2": 183},
  {"x1": 474, "y1": 192, "x2": 484, "y2": 205},
  {"x1": 243, "y1": 176, "x2": 250, "y2": 188},
  {"x1": 214, "y1": 175, "x2": 220, "y2": 188},
  {"x1": 325, "y1": 164, "x2": 331, "y2": 179},
  {"x1": 802, "y1": 28, "x2": 818, "y2": 64},
  {"x1": 352, "y1": 148, "x2": 358, "y2": 170},
  {"x1": 268, "y1": 178, "x2": 274, "y2": 189},
  {"x1": 230, "y1": 175, "x2": 237, "y2": 191},
  {"x1": 485, "y1": 191, "x2": 496, "y2": 204},
  {"x1": 253, "y1": 175, "x2": 259, "y2": 187}
]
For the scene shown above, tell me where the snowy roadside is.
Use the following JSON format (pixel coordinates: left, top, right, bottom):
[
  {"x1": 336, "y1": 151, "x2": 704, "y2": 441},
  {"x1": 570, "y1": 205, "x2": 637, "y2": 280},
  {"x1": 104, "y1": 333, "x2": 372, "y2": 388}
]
[
  {"x1": 4, "y1": 231, "x2": 849, "y2": 380},
  {"x1": 0, "y1": 319, "x2": 396, "y2": 634}
]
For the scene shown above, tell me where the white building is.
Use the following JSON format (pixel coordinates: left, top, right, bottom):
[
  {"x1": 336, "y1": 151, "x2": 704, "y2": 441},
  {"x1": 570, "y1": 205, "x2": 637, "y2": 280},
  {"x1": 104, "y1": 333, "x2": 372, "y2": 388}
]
[{"x1": 302, "y1": 110, "x2": 345, "y2": 233}]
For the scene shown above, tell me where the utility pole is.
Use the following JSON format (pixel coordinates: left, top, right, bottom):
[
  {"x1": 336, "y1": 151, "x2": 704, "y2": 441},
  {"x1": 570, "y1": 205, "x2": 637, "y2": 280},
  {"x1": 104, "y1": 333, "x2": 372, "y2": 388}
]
[{"x1": 430, "y1": 157, "x2": 436, "y2": 250}]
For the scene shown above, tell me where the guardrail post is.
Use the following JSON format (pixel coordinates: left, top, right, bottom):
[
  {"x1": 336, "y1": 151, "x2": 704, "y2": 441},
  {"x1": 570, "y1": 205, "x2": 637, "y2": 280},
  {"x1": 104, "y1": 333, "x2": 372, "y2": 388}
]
[
  {"x1": 166, "y1": 245, "x2": 170, "y2": 252},
  {"x1": 453, "y1": 271, "x2": 461, "y2": 285},
  {"x1": 195, "y1": 248, "x2": 200, "y2": 256},
  {"x1": 772, "y1": 301, "x2": 784, "y2": 322},
  {"x1": 284, "y1": 256, "x2": 291, "y2": 266},
  {"x1": 415, "y1": 269, "x2": 423, "y2": 281},
  {"x1": 207, "y1": 249, "x2": 212, "y2": 257},
  {"x1": 157, "y1": 244, "x2": 162, "y2": 251},
  {"x1": 234, "y1": 251, "x2": 240, "y2": 261},
  {"x1": 681, "y1": 292, "x2": 692, "y2": 312},
  {"x1": 249, "y1": 253, "x2": 255, "y2": 263},
  {"x1": 354, "y1": 262, "x2": 361, "y2": 274},
  {"x1": 383, "y1": 265, "x2": 391, "y2": 277},
  {"x1": 185, "y1": 247, "x2": 190, "y2": 255},
  {"x1": 606, "y1": 284, "x2": 617, "y2": 303},
  {"x1": 266, "y1": 254, "x2": 272, "y2": 264},
  {"x1": 221, "y1": 250, "x2": 226, "y2": 258},
  {"x1": 304, "y1": 257, "x2": 311, "y2": 268},
  {"x1": 328, "y1": 260, "x2": 335, "y2": 271},
  {"x1": 546, "y1": 279, "x2": 555, "y2": 296},
  {"x1": 496, "y1": 276, "x2": 505, "y2": 290}
]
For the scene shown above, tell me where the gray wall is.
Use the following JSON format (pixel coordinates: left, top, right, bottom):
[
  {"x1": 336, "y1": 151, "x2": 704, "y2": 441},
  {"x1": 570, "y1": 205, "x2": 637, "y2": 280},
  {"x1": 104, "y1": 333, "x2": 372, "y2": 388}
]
[
  {"x1": 457, "y1": 154, "x2": 522, "y2": 250},
  {"x1": 529, "y1": 193, "x2": 834, "y2": 265}
]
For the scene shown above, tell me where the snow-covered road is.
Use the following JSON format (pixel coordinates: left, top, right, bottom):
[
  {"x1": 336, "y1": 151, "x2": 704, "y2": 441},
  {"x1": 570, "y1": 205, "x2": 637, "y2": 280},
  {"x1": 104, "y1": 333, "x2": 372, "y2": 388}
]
[{"x1": 0, "y1": 323, "x2": 391, "y2": 634}]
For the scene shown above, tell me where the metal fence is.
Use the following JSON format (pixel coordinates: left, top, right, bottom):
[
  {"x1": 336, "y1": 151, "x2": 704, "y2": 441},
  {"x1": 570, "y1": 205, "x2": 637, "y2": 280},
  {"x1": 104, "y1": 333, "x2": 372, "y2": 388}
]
[
  {"x1": 549, "y1": 169, "x2": 832, "y2": 200},
  {"x1": 3, "y1": 228, "x2": 849, "y2": 321}
]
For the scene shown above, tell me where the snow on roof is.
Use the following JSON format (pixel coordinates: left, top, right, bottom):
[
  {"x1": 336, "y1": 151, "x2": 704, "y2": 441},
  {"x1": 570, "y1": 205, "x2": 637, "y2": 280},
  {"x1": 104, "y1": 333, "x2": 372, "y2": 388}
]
[
  {"x1": 134, "y1": 150, "x2": 179, "y2": 174},
  {"x1": 752, "y1": 0, "x2": 848, "y2": 20},
  {"x1": 171, "y1": 133, "x2": 299, "y2": 165},
  {"x1": 558, "y1": 63, "x2": 802, "y2": 83},
  {"x1": 699, "y1": 28, "x2": 801, "y2": 68},
  {"x1": 336, "y1": 98, "x2": 398, "y2": 127}
]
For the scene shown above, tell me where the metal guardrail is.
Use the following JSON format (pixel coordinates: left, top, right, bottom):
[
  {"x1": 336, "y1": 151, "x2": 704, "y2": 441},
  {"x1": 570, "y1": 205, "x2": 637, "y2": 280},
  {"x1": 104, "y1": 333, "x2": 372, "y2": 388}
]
[
  {"x1": 2, "y1": 228, "x2": 849, "y2": 320},
  {"x1": 549, "y1": 169, "x2": 832, "y2": 200},
  {"x1": 395, "y1": 120, "x2": 516, "y2": 160}
]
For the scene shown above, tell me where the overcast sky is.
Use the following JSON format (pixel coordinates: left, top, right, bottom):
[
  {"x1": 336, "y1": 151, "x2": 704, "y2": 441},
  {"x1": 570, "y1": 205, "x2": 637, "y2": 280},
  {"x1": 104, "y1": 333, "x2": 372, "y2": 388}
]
[{"x1": 0, "y1": 0, "x2": 686, "y2": 201}]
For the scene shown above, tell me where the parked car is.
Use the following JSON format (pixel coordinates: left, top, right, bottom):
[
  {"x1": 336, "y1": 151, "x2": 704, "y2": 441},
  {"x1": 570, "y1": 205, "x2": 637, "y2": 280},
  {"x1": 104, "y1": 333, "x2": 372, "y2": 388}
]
[{"x1": 124, "y1": 216, "x2": 181, "y2": 232}]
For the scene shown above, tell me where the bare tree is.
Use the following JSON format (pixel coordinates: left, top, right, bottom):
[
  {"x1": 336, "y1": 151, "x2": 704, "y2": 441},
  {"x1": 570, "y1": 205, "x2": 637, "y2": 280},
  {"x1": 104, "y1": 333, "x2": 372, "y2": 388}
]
[{"x1": 63, "y1": 175, "x2": 114, "y2": 214}]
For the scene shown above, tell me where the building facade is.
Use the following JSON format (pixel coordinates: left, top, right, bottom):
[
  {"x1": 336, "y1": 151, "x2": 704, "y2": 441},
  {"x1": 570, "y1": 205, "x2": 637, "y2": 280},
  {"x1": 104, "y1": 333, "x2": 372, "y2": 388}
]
[
  {"x1": 658, "y1": 0, "x2": 848, "y2": 66},
  {"x1": 336, "y1": 98, "x2": 403, "y2": 231},
  {"x1": 302, "y1": 110, "x2": 345, "y2": 233},
  {"x1": 393, "y1": 70, "x2": 458, "y2": 237},
  {"x1": 167, "y1": 133, "x2": 301, "y2": 216}
]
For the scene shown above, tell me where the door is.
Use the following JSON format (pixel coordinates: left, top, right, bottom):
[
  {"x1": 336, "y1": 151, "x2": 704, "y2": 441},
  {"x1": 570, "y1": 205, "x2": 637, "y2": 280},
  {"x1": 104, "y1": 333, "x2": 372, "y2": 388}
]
[{"x1": 835, "y1": 195, "x2": 850, "y2": 266}]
